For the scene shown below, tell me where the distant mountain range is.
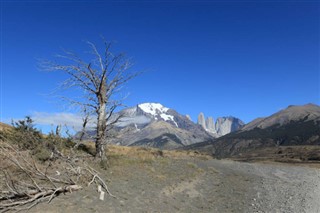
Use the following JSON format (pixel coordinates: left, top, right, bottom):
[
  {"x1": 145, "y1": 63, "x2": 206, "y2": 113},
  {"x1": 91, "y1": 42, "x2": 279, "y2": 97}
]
[
  {"x1": 3, "y1": 102, "x2": 319, "y2": 156},
  {"x1": 109, "y1": 103, "x2": 212, "y2": 149},
  {"x1": 185, "y1": 103, "x2": 320, "y2": 158},
  {"x1": 77, "y1": 102, "x2": 244, "y2": 149}
]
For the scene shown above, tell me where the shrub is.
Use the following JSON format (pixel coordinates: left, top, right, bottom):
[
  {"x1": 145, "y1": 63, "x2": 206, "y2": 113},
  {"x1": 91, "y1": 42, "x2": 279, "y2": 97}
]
[{"x1": 32, "y1": 146, "x2": 52, "y2": 162}]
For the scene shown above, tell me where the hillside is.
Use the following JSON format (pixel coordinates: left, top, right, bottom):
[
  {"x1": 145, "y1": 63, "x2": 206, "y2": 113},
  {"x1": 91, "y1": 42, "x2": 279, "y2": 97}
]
[
  {"x1": 0, "y1": 122, "x2": 12, "y2": 132},
  {"x1": 185, "y1": 104, "x2": 320, "y2": 160}
]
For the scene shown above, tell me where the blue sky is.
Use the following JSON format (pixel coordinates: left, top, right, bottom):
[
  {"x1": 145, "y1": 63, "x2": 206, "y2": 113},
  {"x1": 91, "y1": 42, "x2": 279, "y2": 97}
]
[{"x1": 1, "y1": 1, "x2": 319, "y2": 132}]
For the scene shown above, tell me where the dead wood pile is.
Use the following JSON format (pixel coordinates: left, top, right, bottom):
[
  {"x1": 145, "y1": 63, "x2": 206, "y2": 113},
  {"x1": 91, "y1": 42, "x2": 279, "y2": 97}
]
[{"x1": 0, "y1": 141, "x2": 114, "y2": 213}]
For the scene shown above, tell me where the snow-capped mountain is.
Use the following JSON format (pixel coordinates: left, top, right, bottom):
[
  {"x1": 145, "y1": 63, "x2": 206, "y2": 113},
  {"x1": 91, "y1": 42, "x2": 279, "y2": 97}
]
[
  {"x1": 105, "y1": 102, "x2": 214, "y2": 149},
  {"x1": 115, "y1": 103, "x2": 178, "y2": 128}
]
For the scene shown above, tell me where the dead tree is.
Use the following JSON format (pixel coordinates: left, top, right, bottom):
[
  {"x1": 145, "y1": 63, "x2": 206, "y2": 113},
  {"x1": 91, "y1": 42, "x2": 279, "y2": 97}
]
[{"x1": 41, "y1": 40, "x2": 139, "y2": 160}]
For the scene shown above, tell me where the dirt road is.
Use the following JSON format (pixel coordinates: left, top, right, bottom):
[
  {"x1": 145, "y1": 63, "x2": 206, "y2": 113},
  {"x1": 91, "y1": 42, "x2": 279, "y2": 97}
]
[
  {"x1": 30, "y1": 158, "x2": 320, "y2": 213},
  {"x1": 200, "y1": 160, "x2": 320, "y2": 213}
]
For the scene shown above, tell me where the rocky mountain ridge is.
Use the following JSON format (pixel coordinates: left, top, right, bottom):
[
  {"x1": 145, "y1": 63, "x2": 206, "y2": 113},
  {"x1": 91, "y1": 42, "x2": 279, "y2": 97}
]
[
  {"x1": 197, "y1": 112, "x2": 244, "y2": 137},
  {"x1": 241, "y1": 103, "x2": 320, "y2": 131}
]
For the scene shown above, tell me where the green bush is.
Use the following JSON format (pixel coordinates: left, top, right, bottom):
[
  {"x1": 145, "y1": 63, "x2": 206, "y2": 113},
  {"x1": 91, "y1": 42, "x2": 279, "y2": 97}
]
[
  {"x1": 77, "y1": 143, "x2": 96, "y2": 156},
  {"x1": 7, "y1": 116, "x2": 78, "y2": 161},
  {"x1": 32, "y1": 146, "x2": 52, "y2": 162}
]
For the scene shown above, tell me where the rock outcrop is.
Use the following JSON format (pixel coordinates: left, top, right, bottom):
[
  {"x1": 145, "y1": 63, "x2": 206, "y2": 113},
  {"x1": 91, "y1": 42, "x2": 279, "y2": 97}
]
[
  {"x1": 197, "y1": 113, "x2": 206, "y2": 130},
  {"x1": 215, "y1": 117, "x2": 244, "y2": 136},
  {"x1": 206, "y1": 117, "x2": 215, "y2": 133},
  {"x1": 197, "y1": 113, "x2": 244, "y2": 137}
]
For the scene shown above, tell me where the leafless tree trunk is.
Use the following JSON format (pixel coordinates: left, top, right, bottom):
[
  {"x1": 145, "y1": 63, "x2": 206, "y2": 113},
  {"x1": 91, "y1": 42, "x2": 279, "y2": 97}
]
[
  {"x1": 78, "y1": 109, "x2": 90, "y2": 143},
  {"x1": 96, "y1": 99, "x2": 107, "y2": 159},
  {"x1": 40, "y1": 39, "x2": 140, "y2": 160}
]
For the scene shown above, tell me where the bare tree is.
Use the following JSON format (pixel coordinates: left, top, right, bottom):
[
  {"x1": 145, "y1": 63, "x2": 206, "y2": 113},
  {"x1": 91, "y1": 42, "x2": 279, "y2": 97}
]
[{"x1": 41, "y1": 40, "x2": 139, "y2": 160}]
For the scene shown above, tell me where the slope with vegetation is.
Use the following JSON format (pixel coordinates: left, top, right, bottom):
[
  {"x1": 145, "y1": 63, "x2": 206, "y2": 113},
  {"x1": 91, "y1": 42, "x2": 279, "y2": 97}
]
[
  {"x1": 0, "y1": 117, "x2": 116, "y2": 212},
  {"x1": 0, "y1": 117, "x2": 210, "y2": 212}
]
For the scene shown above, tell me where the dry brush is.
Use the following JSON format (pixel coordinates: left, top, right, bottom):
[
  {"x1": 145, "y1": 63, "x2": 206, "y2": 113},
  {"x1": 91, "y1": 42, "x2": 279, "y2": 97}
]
[{"x1": 0, "y1": 140, "x2": 115, "y2": 213}]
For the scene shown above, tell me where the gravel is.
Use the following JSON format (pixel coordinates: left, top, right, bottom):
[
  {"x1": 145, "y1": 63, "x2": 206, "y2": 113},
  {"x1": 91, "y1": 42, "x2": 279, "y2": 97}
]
[
  {"x1": 202, "y1": 160, "x2": 320, "y2": 213},
  {"x1": 29, "y1": 159, "x2": 320, "y2": 213}
]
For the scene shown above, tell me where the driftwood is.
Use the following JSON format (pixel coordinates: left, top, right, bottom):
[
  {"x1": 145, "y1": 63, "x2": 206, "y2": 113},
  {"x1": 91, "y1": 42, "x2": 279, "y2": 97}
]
[{"x1": 0, "y1": 141, "x2": 115, "y2": 212}]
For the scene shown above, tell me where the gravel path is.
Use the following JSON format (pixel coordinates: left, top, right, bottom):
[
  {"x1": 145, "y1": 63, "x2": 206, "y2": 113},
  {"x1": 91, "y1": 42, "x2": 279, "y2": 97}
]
[
  {"x1": 201, "y1": 160, "x2": 320, "y2": 213},
  {"x1": 29, "y1": 159, "x2": 320, "y2": 213},
  {"x1": 251, "y1": 163, "x2": 320, "y2": 213}
]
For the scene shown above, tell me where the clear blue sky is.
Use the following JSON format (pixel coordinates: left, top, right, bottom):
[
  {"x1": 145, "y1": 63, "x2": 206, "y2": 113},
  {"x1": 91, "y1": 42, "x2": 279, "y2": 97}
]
[{"x1": 1, "y1": 1, "x2": 319, "y2": 131}]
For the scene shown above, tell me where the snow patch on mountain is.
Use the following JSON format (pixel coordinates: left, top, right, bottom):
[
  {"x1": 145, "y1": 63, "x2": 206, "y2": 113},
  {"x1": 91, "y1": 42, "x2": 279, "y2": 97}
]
[
  {"x1": 138, "y1": 103, "x2": 169, "y2": 115},
  {"x1": 160, "y1": 114, "x2": 178, "y2": 127},
  {"x1": 138, "y1": 103, "x2": 178, "y2": 127},
  {"x1": 134, "y1": 123, "x2": 140, "y2": 131}
]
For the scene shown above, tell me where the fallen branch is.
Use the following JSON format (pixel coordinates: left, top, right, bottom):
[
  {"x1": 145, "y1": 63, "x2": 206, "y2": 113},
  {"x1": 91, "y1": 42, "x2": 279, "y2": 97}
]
[
  {"x1": 85, "y1": 164, "x2": 116, "y2": 198},
  {"x1": 0, "y1": 140, "x2": 115, "y2": 212}
]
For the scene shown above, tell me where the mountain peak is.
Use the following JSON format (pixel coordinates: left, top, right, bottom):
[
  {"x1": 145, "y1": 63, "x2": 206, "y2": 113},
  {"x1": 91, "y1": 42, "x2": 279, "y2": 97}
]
[
  {"x1": 243, "y1": 103, "x2": 320, "y2": 131},
  {"x1": 281, "y1": 103, "x2": 320, "y2": 115},
  {"x1": 137, "y1": 103, "x2": 169, "y2": 115},
  {"x1": 286, "y1": 103, "x2": 319, "y2": 109},
  {"x1": 137, "y1": 103, "x2": 178, "y2": 127}
]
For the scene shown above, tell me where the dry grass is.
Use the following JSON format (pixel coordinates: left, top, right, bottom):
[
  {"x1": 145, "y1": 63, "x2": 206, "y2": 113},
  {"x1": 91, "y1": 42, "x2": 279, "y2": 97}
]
[
  {"x1": 0, "y1": 122, "x2": 12, "y2": 132},
  {"x1": 78, "y1": 142, "x2": 212, "y2": 166},
  {"x1": 232, "y1": 145, "x2": 320, "y2": 168},
  {"x1": 106, "y1": 144, "x2": 212, "y2": 160},
  {"x1": 76, "y1": 142, "x2": 212, "y2": 183}
]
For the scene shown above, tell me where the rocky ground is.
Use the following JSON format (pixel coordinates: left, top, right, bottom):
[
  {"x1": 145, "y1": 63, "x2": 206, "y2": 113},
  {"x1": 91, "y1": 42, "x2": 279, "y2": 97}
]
[{"x1": 29, "y1": 148, "x2": 320, "y2": 213}]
